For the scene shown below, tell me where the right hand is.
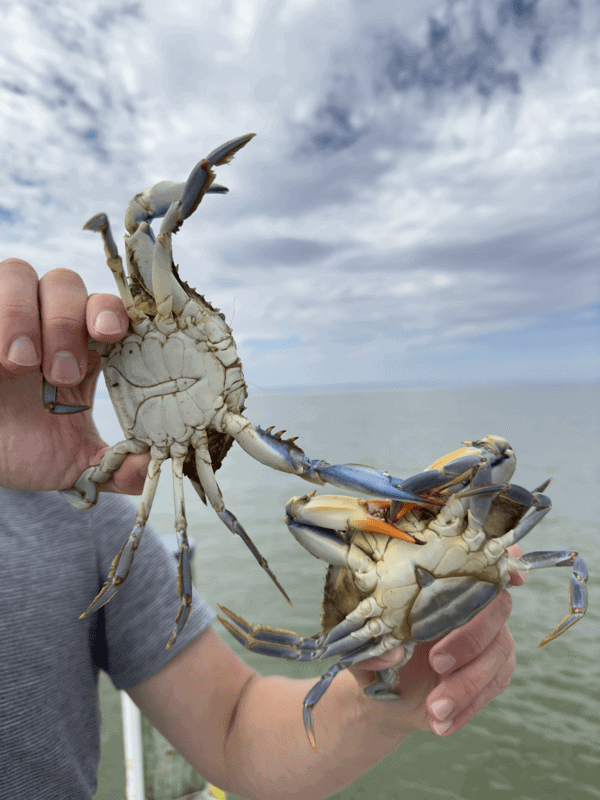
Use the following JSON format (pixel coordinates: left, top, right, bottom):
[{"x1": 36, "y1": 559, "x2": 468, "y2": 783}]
[{"x1": 0, "y1": 258, "x2": 150, "y2": 493}]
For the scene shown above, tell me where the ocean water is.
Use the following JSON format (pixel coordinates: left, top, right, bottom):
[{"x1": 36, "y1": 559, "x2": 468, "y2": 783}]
[{"x1": 96, "y1": 383, "x2": 600, "y2": 800}]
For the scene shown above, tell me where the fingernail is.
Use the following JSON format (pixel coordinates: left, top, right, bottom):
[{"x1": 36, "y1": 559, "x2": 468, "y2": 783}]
[
  {"x1": 49, "y1": 351, "x2": 81, "y2": 384},
  {"x1": 95, "y1": 310, "x2": 122, "y2": 335},
  {"x1": 7, "y1": 336, "x2": 38, "y2": 366},
  {"x1": 432, "y1": 654, "x2": 456, "y2": 674},
  {"x1": 431, "y1": 698, "x2": 455, "y2": 720},
  {"x1": 432, "y1": 719, "x2": 453, "y2": 735}
]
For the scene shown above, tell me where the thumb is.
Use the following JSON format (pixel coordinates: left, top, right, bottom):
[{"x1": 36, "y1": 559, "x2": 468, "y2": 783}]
[{"x1": 96, "y1": 449, "x2": 152, "y2": 496}]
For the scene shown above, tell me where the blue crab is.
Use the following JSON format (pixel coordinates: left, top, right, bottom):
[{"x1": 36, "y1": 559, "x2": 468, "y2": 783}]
[
  {"x1": 218, "y1": 435, "x2": 588, "y2": 749},
  {"x1": 43, "y1": 134, "x2": 484, "y2": 648}
]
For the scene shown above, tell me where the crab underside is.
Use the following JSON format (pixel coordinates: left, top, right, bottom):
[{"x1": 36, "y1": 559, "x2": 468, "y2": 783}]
[{"x1": 218, "y1": 436, "x2": 588, "y2": 749}]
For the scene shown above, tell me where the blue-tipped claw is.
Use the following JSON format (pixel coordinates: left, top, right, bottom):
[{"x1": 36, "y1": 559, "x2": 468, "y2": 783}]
[
  {"x1": 205, "y1": 133, "x2": 256, "y2": 167},
  {"x1": 312, "y1": 462, "x2": 444, "y2": 504},
  {"x1": 42, "y1": 375, "x2": 89, "y2": 414},
  {"x1": 181, "y1": 134, "x2": 255, "y2": 221}
]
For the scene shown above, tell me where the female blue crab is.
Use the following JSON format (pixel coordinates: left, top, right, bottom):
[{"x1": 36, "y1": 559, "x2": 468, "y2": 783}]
[
  {"x1": 218, "y1": 435, "x2": 588, "y2": 749},
  {"x1": 43, "y1": 133, "x2": 475, "y2": 648}
]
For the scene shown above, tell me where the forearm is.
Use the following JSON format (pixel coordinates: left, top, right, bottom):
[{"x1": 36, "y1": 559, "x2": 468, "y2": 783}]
[
  {"x1": 223, "y1": 671, "x2": 414, "y2": 800},
  {"x1": 132, "y1": 598, "x2": 517, "y2": 798}
]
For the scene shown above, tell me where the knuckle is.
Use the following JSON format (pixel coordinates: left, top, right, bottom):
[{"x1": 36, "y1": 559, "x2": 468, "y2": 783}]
[
  {"x1": 45, "y1": 313, "x2": 87, "y2": 328},
  {"x1": 1, "y1": 301, "x2": 39, "y2": 322},
  {"x1": 495, "y1": 590, "x2": 513, "y2": 619},
  {"x1": 39, "y1": 270, "x2": 88, "y2": 313},
  {"x1": 488, "y1": 669, "x2": 512, "y2": 697},
  {"x1": 39, "y1": 270, "x2": 88, "y2": 336},
  {"x1": 496, "y1": 626, "x2": 516, "y2": 661},
  {"x1": 460, "y1": 671, "x2": 482, "y2": 702},
  {"x1": 460, "y1": 629, "x2": 484, "y2": 662},
  {"x1": 449, "y1": 593, "x2": 513, "y2": 662}
]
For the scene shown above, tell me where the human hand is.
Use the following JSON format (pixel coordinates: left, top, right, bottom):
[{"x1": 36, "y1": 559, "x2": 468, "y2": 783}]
[
  {"x1": 349, "y1": 545, "x2": 525, "y2": 736},
  {"x1": 0, "y1": 258, "x2": 150, "y2": 493}
]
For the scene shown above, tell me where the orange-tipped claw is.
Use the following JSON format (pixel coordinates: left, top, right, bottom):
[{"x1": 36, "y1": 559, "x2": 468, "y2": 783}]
[{"x1": 352, "y1": 516, "x2": 421, "y2": 544}]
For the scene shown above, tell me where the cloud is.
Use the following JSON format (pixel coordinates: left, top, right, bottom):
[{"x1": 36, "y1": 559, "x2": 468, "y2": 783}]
[{"x1": 1, "y1": 0, "x2": 598, "y2": 389}]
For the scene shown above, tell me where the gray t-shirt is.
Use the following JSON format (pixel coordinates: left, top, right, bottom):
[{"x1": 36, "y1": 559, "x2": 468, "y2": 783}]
[{"x1": 0, "y1": 487, "x2": 216, "y2": 799}]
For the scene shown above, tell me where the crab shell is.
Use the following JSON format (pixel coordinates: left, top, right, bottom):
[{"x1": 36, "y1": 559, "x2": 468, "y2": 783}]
[{"x1": 98, "y1": 284, "x2": 247, "y2": 486}]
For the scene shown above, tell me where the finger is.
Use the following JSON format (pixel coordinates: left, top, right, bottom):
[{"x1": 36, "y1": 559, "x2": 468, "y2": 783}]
[
  {"x1": 507, "y1": 544, "x2": 526, "y2": 586},
  {"x1": 39, "y1": 269, "x2": 89, "y2": 386},
  {"x1": 350, "y1": 645, "x2": 406, "y2": 675},
  {"x1": 428, "y1": 628, "x2": 515, "y2": 735},
  {"x1": 101, "y1": 450, "x2": 151, "y2": 496},
  {"x1": 0, "y1": 258, "x2": 41, "y2": 373},
  {"x1": 429, "y1": 590, "x2": 512, "y2": 675},
  {"x1": 86, "y1": 293, "x2": 129, "y2": 343}
]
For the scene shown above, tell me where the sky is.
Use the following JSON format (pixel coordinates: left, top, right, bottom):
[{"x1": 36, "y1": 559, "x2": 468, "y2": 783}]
[{"x1": 1, "y1": 0, "x2": 599, "y2": 400}]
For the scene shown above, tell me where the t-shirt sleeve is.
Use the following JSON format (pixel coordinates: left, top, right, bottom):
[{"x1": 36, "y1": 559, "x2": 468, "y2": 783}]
[{"x1": 86, "y1": 493, "x2": 216, "y2": 689}]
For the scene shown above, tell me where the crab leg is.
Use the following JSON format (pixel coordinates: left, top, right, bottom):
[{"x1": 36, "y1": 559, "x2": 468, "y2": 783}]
[
  {"x1": 223, "y1": 419, "x2": 514, "y2": 508},
  {"x1": 300, "y1": 642, "x2": 400, "y2": 750},
  {"x1": 166, "y1": 446, "x2": 194, "y2": 649},
  {"x1": 82, "y1": 213, "x2": 149, "y2": 327},
  {"x1": 190, "y1": 430, "x2": 292, "y2": 605},
  {"x1": 538, "y1": 555, "x2": 588, "y2": 646},
  {"x1": 218, "y1": 604, "x2": 406, "y2": 750},
  {"x1": 56, "y1": 438, "x2": 150, "y2": 510},
  {"x1": 363, "y1": 645, "x2": 414, "y2": 701},
  {"x1": 80, "y1": 447, "x2": 165, "y2": 617},
  {"x1": 506, "y1": 551, "x2": 588, "y2": 646},
  {"x1": 217, "y1": 606, "x2": 319, "y2": 660},
  {"x1": 481, "y1": 488, "x2": 552, "y2": 567}
]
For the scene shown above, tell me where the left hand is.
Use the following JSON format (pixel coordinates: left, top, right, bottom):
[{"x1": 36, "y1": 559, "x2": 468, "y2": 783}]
[
  {"x1": 0, "y1": 260, "x2": 149, "y2": 493},
  {"x1": 349, "y1": 545, "x2": 525, "y2": 736}
]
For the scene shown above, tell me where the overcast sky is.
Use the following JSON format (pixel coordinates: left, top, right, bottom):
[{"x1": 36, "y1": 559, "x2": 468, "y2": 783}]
[{"x1": 2, "y1": 0, "x2": 599, "y2": 399}]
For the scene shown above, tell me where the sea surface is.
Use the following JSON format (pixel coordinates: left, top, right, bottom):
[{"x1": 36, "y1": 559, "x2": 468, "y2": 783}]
[{"x1": 95, "y1": 383, "x2": 600, "y2": 800}]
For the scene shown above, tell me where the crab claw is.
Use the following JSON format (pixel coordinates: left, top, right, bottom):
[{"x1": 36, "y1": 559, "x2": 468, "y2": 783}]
[
  {"x1": 124, "y1": 133, "x2": 256, "y2": 234},
  {"x1": 179, "y1": 133, "x2": 256, "y2": 223},
  {"x1": 285, "y1": 494, "x2": 423, "y2": 546},
  {"x1": 41, "y1": 374, "x2": 89, "y2": 415},
  {"x1": 224, "y1": 419, "x2": 444, "y2": 505}
]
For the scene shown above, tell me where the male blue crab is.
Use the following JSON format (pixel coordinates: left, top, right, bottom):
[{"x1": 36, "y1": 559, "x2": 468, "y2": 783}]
[
  {"x1": 218, "y1": 435, "x2": 588, "y2": 749},
  {"x1": 44, "y1": 133, "x2": 485, "y2": 648}
]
